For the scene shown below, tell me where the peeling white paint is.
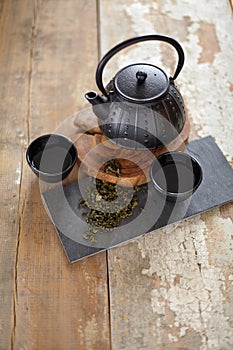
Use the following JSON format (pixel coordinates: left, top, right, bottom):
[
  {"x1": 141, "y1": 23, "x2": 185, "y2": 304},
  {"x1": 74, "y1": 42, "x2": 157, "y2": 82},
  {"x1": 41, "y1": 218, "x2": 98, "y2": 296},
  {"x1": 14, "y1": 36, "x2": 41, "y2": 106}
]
[
  {"x1": 137, "y1": 213, "x2": 233, "y2": 349},
  {"x1": 180, "y1": 326, "x2": 188, "y2": 337},
  {"x1": 168, "y1": 333, "x2": 178, "y2": 342},
  {"x1": 123, "y1": 3, "x2": 155, "y2": 33},
  {"x1": 204, "y1": 210, "x2": 233, "y2": 267},
  {"x1": 162, "y1": 0, "x2": 233, "y2": 160},
  {"x1": 15, "y1": 162, "x2": 21, "y2": 185}
]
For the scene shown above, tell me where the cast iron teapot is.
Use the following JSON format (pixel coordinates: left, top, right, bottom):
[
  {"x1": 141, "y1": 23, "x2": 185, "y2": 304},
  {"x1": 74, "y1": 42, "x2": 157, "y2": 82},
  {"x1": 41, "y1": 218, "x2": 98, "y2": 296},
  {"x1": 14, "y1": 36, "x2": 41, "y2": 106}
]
[{"x1": 85, "y1": 34, "x2": 186, "y2": 151}]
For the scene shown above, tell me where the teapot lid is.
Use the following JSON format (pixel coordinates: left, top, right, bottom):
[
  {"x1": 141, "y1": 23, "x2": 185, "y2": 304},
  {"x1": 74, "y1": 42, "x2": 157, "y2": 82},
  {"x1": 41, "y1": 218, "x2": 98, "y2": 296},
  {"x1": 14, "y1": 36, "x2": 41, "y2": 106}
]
[{"x1": 113, "y1": 63, "x2": 169, "y2": 103}]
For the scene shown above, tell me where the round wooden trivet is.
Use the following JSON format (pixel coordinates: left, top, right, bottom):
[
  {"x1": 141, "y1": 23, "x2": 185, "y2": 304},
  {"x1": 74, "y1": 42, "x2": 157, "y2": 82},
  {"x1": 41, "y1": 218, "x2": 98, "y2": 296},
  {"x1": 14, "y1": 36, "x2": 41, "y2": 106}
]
[{"x1": 74, "y1": 112, "x2": 190, "y2": 187}]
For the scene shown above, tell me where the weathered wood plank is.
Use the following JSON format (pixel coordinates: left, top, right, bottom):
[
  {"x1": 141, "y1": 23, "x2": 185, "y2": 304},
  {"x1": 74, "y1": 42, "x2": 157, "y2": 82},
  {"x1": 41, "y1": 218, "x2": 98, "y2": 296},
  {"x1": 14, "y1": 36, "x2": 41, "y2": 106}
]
[
  {"x1": 0, "y1": 1, "x2": 34, "y2": 348},
  {"x1": 230, "y1": 0, "x2": 233, "y2": 12},
  {"x1": 99, "y1": 0, "x2": 233, "y2": 349},
  {"x1": 0, "y1": 146, "x2": 24, "y2": 350},
  {"x1": 10, "y1": 1, "x2": 110, "y2": 349}
]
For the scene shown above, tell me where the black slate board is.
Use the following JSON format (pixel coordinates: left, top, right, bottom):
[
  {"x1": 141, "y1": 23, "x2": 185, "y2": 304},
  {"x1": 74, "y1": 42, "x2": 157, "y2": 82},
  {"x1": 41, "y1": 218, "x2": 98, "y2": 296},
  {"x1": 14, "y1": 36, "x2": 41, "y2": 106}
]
[{"x1": 42, "y1": 136, "x2": 233, "y2": 262}]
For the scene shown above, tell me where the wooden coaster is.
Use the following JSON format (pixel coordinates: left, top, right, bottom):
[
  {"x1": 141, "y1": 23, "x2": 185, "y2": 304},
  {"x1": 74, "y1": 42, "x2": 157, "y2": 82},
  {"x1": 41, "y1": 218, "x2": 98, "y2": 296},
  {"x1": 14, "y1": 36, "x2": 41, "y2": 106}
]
[{"x1": 75, "y1": 115, "x2": 190, "y2": 187}]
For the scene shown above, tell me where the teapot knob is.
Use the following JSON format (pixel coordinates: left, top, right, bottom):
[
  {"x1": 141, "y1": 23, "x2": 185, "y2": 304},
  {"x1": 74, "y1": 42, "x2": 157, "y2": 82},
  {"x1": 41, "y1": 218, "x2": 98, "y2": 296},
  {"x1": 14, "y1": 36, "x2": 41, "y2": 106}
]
[{"x1": 136, "y1": 70, "x2": 147, "y2": 83}]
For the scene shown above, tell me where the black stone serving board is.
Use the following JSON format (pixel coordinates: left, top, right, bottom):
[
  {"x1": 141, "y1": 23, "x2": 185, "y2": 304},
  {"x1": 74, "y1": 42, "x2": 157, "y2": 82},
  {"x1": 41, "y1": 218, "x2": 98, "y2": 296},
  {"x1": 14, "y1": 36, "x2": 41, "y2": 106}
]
[{"x1": 42, "y1": 136, "x2": 233, "y2": 263}]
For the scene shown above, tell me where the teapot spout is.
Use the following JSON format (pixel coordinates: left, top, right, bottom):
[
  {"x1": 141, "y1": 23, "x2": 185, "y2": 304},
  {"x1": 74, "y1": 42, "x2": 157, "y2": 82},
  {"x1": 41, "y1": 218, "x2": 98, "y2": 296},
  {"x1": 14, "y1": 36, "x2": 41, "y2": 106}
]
[
  {"x1": 85, "y1": 91, "x2": 109, "y2": 120},
  {"x1": 85, "y1": 91, "x2": 108, "y2": 105}
]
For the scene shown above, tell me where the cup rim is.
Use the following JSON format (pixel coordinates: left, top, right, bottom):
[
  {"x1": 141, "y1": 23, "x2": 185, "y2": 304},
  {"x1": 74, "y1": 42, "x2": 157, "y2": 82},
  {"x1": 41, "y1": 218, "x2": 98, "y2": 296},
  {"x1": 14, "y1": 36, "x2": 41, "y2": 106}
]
[
  {"x1": 150, "y1": 151, "x2": 203, "y2": 199},
  {"x1": 26, "y1": 133, "x2": 77, "y2": 178}
]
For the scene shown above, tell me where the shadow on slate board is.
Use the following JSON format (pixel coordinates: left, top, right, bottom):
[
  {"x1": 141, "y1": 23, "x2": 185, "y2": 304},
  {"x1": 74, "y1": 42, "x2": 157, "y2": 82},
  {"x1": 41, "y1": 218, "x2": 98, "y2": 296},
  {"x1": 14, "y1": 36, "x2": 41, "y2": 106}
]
[{"x1": 42, "y1": 136, "x2": 233, "y2": 262}]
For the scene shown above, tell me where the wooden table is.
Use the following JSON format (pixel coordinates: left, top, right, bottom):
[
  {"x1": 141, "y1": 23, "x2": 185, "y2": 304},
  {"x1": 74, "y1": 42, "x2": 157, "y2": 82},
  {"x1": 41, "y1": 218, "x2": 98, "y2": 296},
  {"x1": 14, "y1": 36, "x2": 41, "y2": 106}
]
[{"x1": 1, "y1": 1, "x2": 233, "y2": 349}]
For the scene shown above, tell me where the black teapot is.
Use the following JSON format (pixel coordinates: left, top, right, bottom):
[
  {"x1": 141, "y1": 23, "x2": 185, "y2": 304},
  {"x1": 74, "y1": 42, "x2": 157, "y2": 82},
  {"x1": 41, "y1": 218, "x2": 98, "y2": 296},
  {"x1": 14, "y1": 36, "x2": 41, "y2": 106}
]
[{"x1": 85, "y1": 34, "x2": 186, "y2": 151}]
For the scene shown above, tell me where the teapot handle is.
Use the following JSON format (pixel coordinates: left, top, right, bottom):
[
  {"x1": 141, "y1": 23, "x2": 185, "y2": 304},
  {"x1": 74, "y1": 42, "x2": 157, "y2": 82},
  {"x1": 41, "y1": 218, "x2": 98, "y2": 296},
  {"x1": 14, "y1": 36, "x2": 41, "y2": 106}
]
[{"x1": 96, "y1": 34, "x2": 185, "y2": 97}]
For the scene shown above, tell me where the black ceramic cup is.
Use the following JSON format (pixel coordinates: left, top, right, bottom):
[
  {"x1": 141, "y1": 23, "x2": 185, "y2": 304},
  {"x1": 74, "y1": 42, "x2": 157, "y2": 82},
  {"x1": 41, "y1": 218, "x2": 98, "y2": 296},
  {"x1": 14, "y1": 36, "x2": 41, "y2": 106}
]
[
  {"x1": 26, "y1": 134, "x2": 77, "y2": 183},
  {"x1": 150, "y1": 152, "x2": 203, "y2": 202}
]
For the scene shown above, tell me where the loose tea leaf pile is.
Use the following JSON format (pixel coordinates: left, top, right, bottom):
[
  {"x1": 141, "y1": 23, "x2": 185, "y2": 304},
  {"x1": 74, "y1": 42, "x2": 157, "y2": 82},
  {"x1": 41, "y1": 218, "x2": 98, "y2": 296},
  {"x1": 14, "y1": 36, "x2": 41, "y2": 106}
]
[{"x1": 79, "y1": 159, "x2": 143, "y2": 242}]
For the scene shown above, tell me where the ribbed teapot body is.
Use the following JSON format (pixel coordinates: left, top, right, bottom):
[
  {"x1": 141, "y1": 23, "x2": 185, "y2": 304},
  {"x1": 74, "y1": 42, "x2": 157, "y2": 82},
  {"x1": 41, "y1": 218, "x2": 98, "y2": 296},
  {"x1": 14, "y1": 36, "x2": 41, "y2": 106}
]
[{"x1": 98, "y1": 82, "x2": 185, "y2": 151}]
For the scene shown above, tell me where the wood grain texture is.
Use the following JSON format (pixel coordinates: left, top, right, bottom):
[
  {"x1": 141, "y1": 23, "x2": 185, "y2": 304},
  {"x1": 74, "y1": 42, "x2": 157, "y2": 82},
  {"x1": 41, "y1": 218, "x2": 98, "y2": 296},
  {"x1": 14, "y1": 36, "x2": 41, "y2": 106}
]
[
  {"x1": 74, "y1": 116, "x2": 189, "y2": 187},
  {"x1": 0, "y1": 0, "x2": 110, "y2": 349},
  {"x1": 99, "y1": 0, "x2": 233, "y2": 349},
  {"x1": 0, "y1": 1, "x2": 34, "y2": 348}
]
